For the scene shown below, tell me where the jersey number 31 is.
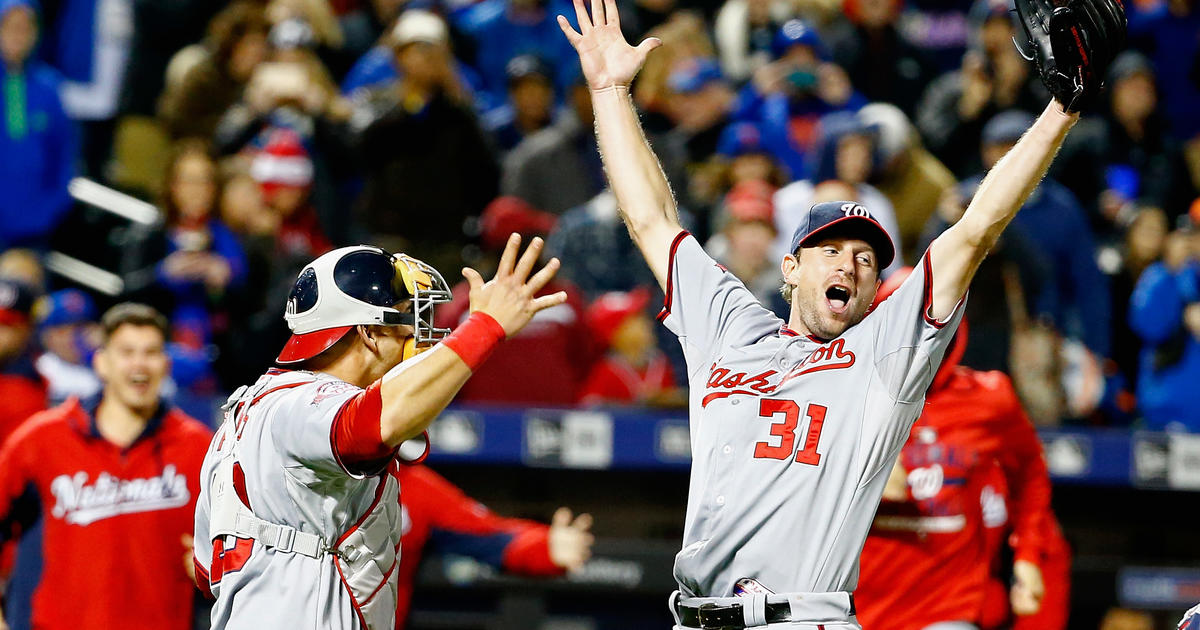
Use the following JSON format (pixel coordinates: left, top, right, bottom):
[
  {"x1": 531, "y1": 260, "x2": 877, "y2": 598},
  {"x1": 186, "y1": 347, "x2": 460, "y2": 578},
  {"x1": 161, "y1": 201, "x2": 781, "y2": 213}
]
[{"x1": 753, "y1": 399, "x2": 827, "y2": 465}]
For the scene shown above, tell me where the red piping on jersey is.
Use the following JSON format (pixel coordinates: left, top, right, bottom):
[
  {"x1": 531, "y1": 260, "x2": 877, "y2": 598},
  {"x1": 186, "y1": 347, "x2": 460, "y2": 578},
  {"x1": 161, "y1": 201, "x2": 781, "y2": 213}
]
[
  {"x1": 397, "y1": 431, "x2": 431, "y2": 466},
  {"x1": 701, "y1": 390, "x2": 757, "y2": 407},
  {"x1": 232, "y1": 462, "x2": 251, "y2": 510},
  {"x1": 920, "y1": 247, "x2": 961, "y2": 329},
  {"x1": 657, "y1": 230, "x2": 691, "y2": 323},
  {"x1": 333, "y1": 477, "x2": 391, "y2": 628},
  {"x1": 335, "y1": 475, "x2": 390, "y2": 547},
  {"x1": 360, "y1": 557, "x2": 399, "y2": 605},
  {"x1": 235, "y1": 381, "x2": 308, "y2": 438},
  {"x1": 334, "y1": 560, "x2": 370, "y2": 628}
]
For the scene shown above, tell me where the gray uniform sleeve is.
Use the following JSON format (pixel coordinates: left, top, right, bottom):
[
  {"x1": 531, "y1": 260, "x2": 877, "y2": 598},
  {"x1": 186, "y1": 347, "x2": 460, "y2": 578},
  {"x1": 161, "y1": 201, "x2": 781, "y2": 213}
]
[
  {"x1": 866, "y1": 247, "x2": 966, "y2": 403},
  {"x1": 658, "y1": 232, "x2": 783, "y2": 374},
  {"x1": 269, "y1": 381, "x2": 365, "y2": 480}
]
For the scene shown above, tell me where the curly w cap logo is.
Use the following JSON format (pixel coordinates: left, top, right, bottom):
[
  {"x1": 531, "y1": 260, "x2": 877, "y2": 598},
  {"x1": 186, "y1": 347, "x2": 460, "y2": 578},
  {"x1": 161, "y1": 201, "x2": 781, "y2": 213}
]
[
  {"x1": 840, "y1": 203, "x2": 870, "y2": 218},
  {"x1": 50, "y1": 465, "x2": 191, "y2": 526}
]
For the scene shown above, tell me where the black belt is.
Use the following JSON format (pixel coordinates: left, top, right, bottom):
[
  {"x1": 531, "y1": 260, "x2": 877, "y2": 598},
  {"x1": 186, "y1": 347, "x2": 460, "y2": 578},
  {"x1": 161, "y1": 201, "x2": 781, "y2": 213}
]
[{"x1": 675, "y1": 595, "x2": 855, "y2": 629}]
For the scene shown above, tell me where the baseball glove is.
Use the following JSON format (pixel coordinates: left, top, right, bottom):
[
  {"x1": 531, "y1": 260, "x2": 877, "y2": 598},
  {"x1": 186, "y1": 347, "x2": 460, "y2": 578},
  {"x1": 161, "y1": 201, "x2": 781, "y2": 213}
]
[{"x1": 1012, "y1": 0, "x2": 1127, "y2": 112}]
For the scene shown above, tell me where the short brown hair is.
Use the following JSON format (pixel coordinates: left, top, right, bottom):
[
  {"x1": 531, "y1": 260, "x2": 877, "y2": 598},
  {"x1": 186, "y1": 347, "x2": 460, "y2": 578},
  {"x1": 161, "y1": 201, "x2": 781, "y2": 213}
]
[{"x1": 100, "y1": 303, "x2": 170, "y2": 345}]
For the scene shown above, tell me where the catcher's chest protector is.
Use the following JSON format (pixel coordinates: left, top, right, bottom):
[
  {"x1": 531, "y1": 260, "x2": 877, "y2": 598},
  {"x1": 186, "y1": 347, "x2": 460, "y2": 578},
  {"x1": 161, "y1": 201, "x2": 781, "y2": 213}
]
[{"x1": 201, "y1": 372, "x2": 402, "y2": 630}]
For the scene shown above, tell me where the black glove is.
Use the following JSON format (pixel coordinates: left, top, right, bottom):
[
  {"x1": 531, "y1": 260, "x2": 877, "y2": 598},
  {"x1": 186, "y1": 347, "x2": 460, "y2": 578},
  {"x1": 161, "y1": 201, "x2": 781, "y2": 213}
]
[{"x1": 1012, "y1": 0, "x2": 1127, "y2": 112}]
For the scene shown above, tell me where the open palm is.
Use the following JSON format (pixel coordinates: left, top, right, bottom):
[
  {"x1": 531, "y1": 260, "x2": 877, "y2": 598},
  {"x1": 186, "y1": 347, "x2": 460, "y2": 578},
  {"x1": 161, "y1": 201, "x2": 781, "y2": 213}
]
[{"x1": 557, "y1": 0, "x2": 661, "y2": 90}]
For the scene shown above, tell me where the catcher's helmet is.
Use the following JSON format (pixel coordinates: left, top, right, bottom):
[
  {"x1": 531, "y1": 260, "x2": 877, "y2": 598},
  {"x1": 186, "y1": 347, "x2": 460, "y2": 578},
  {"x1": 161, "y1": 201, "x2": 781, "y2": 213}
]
[{"x1": 276, "y1": 246, "x2": 451, "y2": 364}]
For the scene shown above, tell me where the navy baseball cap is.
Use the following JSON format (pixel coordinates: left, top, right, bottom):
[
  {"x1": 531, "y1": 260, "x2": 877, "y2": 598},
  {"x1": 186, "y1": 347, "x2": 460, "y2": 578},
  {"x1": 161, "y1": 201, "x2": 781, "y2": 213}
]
[{"x1": 788, "y1": 201, "x2": 895, "y2": 269}]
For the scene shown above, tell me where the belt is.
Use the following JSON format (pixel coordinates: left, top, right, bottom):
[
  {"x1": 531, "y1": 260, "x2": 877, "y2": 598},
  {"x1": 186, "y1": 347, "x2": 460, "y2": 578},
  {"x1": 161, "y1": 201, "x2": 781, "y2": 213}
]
[{"x1": 675, "y1": 595, "x2": 855, "y2": 629}]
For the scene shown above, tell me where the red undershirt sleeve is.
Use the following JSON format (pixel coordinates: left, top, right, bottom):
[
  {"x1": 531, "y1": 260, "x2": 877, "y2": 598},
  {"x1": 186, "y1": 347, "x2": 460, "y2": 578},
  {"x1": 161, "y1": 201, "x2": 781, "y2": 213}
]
[{"x1": 331, "y1": 381, "x2": 396, "y2": 477}]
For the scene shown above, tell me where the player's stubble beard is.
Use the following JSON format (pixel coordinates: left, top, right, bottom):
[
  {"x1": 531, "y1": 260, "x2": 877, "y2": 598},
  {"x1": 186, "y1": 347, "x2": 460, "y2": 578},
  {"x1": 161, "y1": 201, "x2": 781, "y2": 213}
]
[{"x1": 788, "y1": 281, "x2": 871, "y2": 340}]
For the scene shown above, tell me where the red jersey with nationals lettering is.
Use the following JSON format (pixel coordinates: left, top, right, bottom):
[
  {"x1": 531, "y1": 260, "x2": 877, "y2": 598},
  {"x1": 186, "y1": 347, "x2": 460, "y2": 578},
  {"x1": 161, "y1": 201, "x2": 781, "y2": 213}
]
[
  {"x1": 856, "y1": 345, "x2": 1053, "y2": 630},
  {"x1": 0, "y1": 397, "x2": 211, "y2": 630}
]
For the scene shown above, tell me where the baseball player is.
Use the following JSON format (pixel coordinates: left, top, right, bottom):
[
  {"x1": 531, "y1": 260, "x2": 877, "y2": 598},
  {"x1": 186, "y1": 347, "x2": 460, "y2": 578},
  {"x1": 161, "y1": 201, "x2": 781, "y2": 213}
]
[
  {"x1": 0, "y1": 303, "x2": 211, "y2": 630},
  {"x1": 855, "y1": 269, "x2": 1060, "y2": 630},
  {"x1": 193, "y1": 238, "x2": 565, "y2": 630},
  {"x1": 557, "y1": 0, "x2": 1121, "y2": 626},
  {"x1": 390, "y1": 464, "x2": 594, "y2": 629}
]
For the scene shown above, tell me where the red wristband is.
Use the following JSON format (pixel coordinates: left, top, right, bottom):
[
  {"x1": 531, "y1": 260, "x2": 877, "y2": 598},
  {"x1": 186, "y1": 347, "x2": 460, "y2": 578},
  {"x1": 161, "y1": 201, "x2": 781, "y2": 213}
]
[{"x1": 442, "y1": 312, "x2": 505, "y2": 371}]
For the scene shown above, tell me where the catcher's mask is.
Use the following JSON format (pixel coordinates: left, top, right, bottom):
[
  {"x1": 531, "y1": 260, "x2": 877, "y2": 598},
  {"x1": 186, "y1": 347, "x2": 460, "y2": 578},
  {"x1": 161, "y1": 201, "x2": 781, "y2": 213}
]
[{"x1": 276, "y1": 246, "x2": 452, "y2": 364}]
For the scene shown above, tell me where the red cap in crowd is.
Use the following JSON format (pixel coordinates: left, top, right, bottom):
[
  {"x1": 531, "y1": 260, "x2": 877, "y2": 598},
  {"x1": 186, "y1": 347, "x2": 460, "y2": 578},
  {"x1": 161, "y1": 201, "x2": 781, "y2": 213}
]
[
  {"x1": 250, "y1": 129, "x2": 314, "y2": 195},
  {"x1": 479, "y1": 196, "x2": 558, "y2": 251},
  {"x1": 724, "y1": 180, "x2": 777, "y2": 226},
  {"x1": 585, "y1": 288, "x2": 651, "y2": 348}
]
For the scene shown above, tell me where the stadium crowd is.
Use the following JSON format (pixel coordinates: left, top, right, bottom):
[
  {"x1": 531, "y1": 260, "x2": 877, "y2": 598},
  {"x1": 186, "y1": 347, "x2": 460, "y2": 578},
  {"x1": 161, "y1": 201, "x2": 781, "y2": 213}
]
[{"x1": 0, "y1": 0, "x2": 1198, "y2": 440}]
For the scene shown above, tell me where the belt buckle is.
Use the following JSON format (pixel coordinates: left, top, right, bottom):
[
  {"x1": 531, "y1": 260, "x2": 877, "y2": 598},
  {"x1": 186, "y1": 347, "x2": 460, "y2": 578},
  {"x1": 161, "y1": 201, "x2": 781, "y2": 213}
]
[{"x1": 697, "y1": 602, "x2": 742, "y2": 629}]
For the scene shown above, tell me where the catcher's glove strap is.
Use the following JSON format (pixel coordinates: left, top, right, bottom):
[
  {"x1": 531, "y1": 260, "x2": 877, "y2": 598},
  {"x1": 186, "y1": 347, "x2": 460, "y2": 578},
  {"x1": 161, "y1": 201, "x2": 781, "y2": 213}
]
[{"x1": 675, "y1": 594, "x2": 856, "y2": 629}]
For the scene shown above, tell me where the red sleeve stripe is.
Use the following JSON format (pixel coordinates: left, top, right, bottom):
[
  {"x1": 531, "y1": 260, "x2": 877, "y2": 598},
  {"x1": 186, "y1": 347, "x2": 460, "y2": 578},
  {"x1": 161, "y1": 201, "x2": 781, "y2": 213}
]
[
  {"x1": 194, "y1": 558, "x2": 214, "y2": 599},
  {"x1": 330, "y1": 381, "x2": 394, "y2": 477},
  {"x1": 657, "y1": 230, "x2": 691, "y2": 323},
  {"x1": 920, "y1": 248, "x2": 952, "y2": 329}
]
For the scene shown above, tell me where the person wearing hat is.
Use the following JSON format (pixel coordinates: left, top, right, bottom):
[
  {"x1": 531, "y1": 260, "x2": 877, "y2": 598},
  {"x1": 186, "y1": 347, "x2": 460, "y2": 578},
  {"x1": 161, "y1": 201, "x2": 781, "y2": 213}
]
[
  {"x1": 33, "y1": 288, "x2": 103, "y2": 405},
  {"x1": 194, "y1": 237, "x2": 565, "y2": 629},
  {"x1": 730, "y1": 18, "x2": 865, "y2": 180},
  {"x1": 353, "y1": 8, "x2": 499, "y2": 274},
  {"x1": 703, "y1": 180, "x2": 788, "y2": 313},
  {"x1": 578, "y1": 287, "x2": 679, "y2": 405},
  {"x1": 562, "y1": 1, "x2": 1082, "y2": 626},
  {"x1": 969, "y1": 110, "x2": 1112, "y2": 361},
  {"x1": 0, "y1": 277, "x2": 46, "y2": 446},
  {"x1": 0, "y1": 0, "x2": 78, "y2": 253},
  {"x1": 482, "y1": 54, "x2": 558, "y2": 152},
  {"x1": 435, "y1": 196, "x2": 592, "y2": 405}
]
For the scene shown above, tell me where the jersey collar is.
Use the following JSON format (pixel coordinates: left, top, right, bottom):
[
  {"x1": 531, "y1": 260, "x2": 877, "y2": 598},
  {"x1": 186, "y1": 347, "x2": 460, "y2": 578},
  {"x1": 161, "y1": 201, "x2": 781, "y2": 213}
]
[{"x1": 71, "y1": 395, "x2": 171, "y2": 445}]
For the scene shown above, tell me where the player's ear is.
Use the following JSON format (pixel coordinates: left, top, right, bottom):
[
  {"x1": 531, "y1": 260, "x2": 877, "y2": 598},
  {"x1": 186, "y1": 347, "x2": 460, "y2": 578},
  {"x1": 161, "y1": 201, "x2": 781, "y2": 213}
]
[
  {"x1": 780, "y1": 253, "x2": 799, "y2": 283},
  {"x1": 356, "y1": 325, "x2": 379, "y2": 354},
  {"x1": 92, "y1": 346, "x2": 109, "y2": 381}
]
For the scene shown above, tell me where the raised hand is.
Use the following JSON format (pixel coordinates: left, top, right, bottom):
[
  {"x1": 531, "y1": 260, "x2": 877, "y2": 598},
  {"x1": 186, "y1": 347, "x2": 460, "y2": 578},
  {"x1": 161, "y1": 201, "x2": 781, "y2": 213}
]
[
  {"x1": 461, "y1": 234, "x2": 567, "y2": 338},
  {"x1": 557, "y1": 0, "x2": 660, "y2": 90},
  {"x1": 547, "y1": 507, "x2": 595, "y2": 571}
]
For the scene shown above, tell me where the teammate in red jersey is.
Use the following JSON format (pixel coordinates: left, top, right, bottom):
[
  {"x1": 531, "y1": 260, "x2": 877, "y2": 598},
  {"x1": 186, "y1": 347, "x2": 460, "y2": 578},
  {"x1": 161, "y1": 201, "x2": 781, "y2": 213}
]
[
  {"x1": 391, "y1": 464, "x2": 594, "y2": 629},
  {"x1": 856, "y1": 269, "x2": 1059, "y2": 630},
  {"x1": 0, "y1": 304, "x2": 211, "y2": 630}
]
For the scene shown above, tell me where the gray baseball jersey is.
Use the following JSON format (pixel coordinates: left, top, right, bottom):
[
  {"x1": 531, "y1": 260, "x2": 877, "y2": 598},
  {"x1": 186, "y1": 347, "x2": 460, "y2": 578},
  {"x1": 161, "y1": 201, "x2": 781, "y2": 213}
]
[
  {"x1": 659, "y1": 232, "x2": 965, "y2": 600},
  {"x1": 195, "y1": 368, "x2": 403, "y2": 630}
]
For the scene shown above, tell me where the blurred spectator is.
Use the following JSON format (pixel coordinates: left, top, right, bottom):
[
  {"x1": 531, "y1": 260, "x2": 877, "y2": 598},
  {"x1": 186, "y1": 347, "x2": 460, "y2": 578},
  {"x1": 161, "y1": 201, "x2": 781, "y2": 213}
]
[
  {"x1": 704, "y1": 180, "x2": 789, "y2": 314},
  {"x1": 502, "y1": 77, "x2": 605, "y2": 215},
  {"x1": 353, "y1": 9, "x2": 499, "y2": 273},
  {"x1": 731, "y1": 19, "x2": 865, "y2": 180},
  {"x1": 33, "y1": 289, "x2": 102, "y2": 405},
  {"x1": 915, "y1": 0, "x2": 1047, "y2": 178},
  {"x1": 0, "y1": 249, "x2": 44, "y2": 291},
  {"x1": 654, "y1": 57, "x2": 737, "y2": 163},
  {"x1": 39, "y1": 0, "x2": 133, "y2": 177},
  {"x1": 0, "y1": 0, "x2": 77, "y2": 252},
  {"x1": 971, "y1": 111, "x2": 1113, "y2": 360},
  {"x1": 0, "y1": 303, "x2": 210, "y2": 630},
  {"x1": 157, "y1": 2, "x2": 270, "y2": 140},
  {"x1": 451, "y1": 0, "x2": 580, "y2": 106},
  {"x1": 1099, "y1": 53, "x2": 1195, "y2": 228},
  {"x1": 858, "y1": 102, "x2": 957, "y2": 262},
  {"x1": 212, "y1": 17, "x2": 357, "y2": 244},
  {"x1": 546, "y1": 190, "x2": 661, "y2": 297},
  {"x1": 578, "y1": 288, "x2": 679, "y2": 406},
  {"x1": 251, "y1": 131, "x2": 331, "y2": 257},
  {"x1": 1126, "y1": 0, "x2": 1200, "y2": 146},
  {"x1": 1106, "y1": 207, "x2": 1170, "y2": 387},
  {"x1": 264, "y1": 0, "x2": 351, "y2": 76},
  {"x1": 1128, "y1": 226, "x2": 1200, "y2": 432},
  {"x1": 0, "y1": 277, "x2": 45, "y2": 446},
  {"x1": 826, "y1": 0, "x2": 940, "y2": 117},
  {"x1": 437, "y1": 196, "x2": 590, "y2": 405},
  {"x1": 772, "y1": 112, "x2": 903, "y2": 275},
  {"x1": 482, "y1": 54, "x2": 557, "y2": 153},
  {"x1": 340, "y1": 8, "x2": 493, "y2": 114},
  {"x1": 117, "y1": 0, "x2": 220, "y2": 117},
  {"x1": 155, "y1": 141, "x2": 248, "y2": 366},
  {"x1": 919, "y1": 181, "x2": 1055, "y2": 376},
  {"x1": 713, "y1": 0, "x2": 796, "y2": 82}
]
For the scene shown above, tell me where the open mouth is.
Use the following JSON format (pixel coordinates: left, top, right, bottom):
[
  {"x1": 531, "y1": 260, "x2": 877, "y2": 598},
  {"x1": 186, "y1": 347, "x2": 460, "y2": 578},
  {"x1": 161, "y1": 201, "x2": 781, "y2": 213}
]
[{"x1": 825, "y1": 285, "x2": 851, "y2": 315}]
